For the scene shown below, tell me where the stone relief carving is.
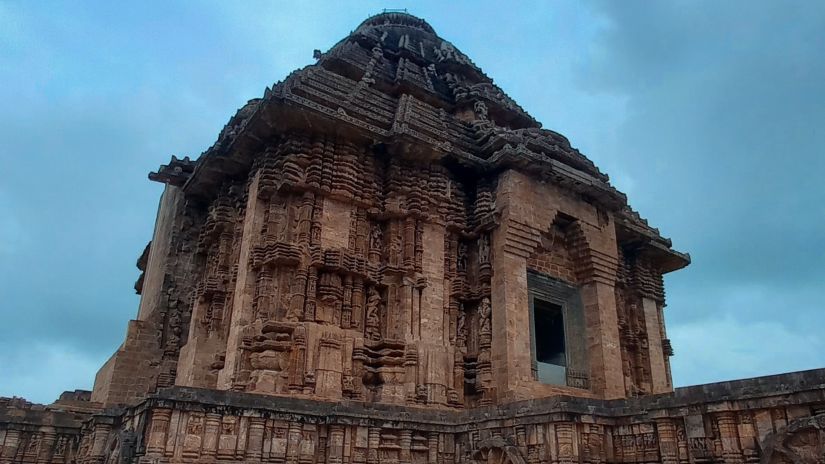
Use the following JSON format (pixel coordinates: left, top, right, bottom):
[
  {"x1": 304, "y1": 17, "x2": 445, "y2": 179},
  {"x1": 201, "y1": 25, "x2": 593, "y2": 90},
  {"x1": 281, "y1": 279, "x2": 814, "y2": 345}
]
[
  {"x1": 365, "y1": 287, "x2": 383, "y2": 342},
  {"x1": 471, "y1": 437, "x2": 527, "y2": 464},
  {"x1": 761, "y1": 414, "x2": 825, "y2": 464},
  {"x1": 478, "y1": 297, "x2": 491, "y2": 337}
]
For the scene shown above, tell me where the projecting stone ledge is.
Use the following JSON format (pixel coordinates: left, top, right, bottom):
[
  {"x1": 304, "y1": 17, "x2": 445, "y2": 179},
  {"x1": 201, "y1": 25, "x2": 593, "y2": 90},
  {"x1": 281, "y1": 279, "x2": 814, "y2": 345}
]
[{"x1": 148, "y1": 155, "x2": 196, "y2": 186}]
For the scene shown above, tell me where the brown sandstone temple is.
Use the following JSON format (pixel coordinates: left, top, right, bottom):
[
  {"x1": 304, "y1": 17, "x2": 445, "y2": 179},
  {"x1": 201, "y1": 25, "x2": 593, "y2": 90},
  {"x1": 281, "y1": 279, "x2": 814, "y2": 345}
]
[{"x1": 2, "y1": 12, "x2": 824, "y2": 464}]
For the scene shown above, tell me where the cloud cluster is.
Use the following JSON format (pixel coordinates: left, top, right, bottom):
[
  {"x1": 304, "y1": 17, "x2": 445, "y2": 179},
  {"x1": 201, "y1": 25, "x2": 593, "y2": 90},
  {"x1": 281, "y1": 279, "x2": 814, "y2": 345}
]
[{"x1": 576, "y1": 0, "x2": 825, "y2": 382}]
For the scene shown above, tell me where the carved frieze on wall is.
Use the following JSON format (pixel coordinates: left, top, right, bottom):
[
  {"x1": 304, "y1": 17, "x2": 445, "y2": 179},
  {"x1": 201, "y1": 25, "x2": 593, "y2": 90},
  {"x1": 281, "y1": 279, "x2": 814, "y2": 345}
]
[
  {"x1": 38, "y1": 379, "x2": 825, "y2": 464},
  {"x1": 143, "y1": 132, "x2": 508, "y2": 409}
]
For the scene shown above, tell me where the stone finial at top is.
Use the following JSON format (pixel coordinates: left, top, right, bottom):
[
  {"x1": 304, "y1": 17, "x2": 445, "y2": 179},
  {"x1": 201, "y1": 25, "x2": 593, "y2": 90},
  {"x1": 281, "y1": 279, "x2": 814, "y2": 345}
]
[{"x1": 356, "y1": 10, "x2": 436, "y2": 34}]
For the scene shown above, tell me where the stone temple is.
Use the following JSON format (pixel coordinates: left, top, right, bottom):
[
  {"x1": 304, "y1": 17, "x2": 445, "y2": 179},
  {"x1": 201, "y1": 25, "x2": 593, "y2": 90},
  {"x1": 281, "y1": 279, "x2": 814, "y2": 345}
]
[{"x1": 2, "y1": 11, "x2": 824, "y2": 464}]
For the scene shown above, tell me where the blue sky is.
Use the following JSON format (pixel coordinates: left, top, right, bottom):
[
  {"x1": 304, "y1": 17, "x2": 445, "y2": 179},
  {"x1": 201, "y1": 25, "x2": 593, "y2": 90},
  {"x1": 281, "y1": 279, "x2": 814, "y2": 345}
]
[{"x1": 1, "y1": 1, "x2": 824, "y2": 404}]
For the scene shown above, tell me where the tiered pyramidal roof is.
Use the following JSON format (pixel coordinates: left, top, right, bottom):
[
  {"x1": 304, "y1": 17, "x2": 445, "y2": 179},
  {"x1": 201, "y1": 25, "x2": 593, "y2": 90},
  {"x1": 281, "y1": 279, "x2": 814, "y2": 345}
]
[{"x1": 155, "y1": 11, "x2": 687, "y2": 271}]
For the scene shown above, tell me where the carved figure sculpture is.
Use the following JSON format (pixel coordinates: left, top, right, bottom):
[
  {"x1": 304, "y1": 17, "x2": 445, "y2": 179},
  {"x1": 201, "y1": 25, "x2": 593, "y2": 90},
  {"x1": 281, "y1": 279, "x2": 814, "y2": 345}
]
[
  {"x1": 270, "y1": 201, "x2": 288, "y2": 241},
  {"x1": 479, "y1": 297, "x2": 491, "y2": 336},
  {"x1": 457, "y1": 242, "x2": 468, "y2": 273},
  {"x1": 284, "y1": 291, "x2": 303, "y2": 322},
  {"x1": 166, "y1": 312, "x2": 182, "y2": 352},
  {"x1": 456, "y1": 304, "x2": 467, "y2": 350},
  {"x1": 370, "y1": 224, "x2": 383, "y2": 251},
  {"x1": 474, "y1": 100, "x2": 489, "y2": 122},
  {"x1": 390, "y1": 232, "x2": 402, "y2": 267},
  {"x1": 478, "y1": 233, "x2": 490, "y2": 265},
  {"x1": 365, "y1": 288, "x2": 382, "y2": 342}
]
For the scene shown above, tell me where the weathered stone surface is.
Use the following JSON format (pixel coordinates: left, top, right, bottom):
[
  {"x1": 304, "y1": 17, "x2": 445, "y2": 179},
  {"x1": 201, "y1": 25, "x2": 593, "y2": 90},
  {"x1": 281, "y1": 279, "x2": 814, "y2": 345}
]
[
  {"x1": 6, "y1": 370, "x2": 825, "y2": 463},
  {"x1": 1, "y1": 11, "x2": 822, "y2": 464}
]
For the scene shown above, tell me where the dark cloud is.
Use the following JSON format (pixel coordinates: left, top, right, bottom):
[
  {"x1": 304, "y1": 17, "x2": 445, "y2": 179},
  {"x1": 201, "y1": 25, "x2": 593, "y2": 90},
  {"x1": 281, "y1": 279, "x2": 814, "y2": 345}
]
[
  {"x1": 0, "y1": 1, "x2": 288, "y2": 399},
  {"x1": 577, "y1": 0, "x2": 825, "y2": 378},
  {"x1": 0, "y1": 0, "x2": 392, "y2": 402}
]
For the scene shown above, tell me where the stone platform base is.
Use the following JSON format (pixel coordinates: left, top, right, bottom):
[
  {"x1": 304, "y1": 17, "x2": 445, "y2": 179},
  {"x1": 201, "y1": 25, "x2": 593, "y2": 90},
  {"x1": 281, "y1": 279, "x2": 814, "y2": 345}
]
[{"x1": 3, "y1": 369, "x2": 825, "y2": 464}]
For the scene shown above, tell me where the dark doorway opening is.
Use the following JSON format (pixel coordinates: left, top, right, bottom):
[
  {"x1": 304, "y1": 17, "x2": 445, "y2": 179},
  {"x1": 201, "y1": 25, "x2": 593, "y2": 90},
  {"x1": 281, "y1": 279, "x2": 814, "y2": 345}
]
[
  {"x1": 534, "y1": 299, "x2": 566, "y2": 366},
  {"x1": 533, "y1": 299, "x2": 566, "y2": 384}
]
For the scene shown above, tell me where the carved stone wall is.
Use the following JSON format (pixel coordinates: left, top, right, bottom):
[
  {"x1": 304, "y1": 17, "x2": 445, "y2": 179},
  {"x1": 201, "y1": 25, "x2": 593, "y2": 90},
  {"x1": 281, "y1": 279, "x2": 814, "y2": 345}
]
[
  {"x1": 8, "y1": 370, "x2": 823, "y2": 464},
  {"x1": 78, "y1": 9, "x2": 691, "y2": 409},
  {"x1": 526, "y1": 223, "x2": 578, "y2": 286}
]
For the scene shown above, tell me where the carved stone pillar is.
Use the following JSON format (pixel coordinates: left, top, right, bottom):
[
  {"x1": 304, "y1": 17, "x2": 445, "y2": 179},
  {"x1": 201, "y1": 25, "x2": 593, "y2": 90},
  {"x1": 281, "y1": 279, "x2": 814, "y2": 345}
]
[
  {"x1": 737, "y1": 412, "x2": 759, "y2": 463},
  {"x1": 490, "y1": 224, "x2": 534, "y2": 396},
  {"x1": 0, "y1": 429, "x2": 21, "y2": 464},
  {"x1": 452, "y1": 349, "x2": 466, "y2": 406},
  {"x1": 403, "y1": 346, "x2": 419, "y2": 403},
  {"x1": 642, "y1": 297, "x2": 670, "y2": 393},
  {"x1": 288, "y1": 268, "x2": 308, "y2": 322},
  {"x1": 342, "y1": 275, "x2": 353, "y2": 328},
  {"x1": 367, "y1": 427, "x2": 380, "y2": 464},
  {"x1": 486, "y1": 170, "x2": 551, "y2": 400},
  {"x1": 89, "y1": 423, "x2": 111, "y2": 464},
  {"x1": 656, "y1": 419, "x2": 679, "y2": 464},
  {"x1": 716, "y1": 412, "x2": 743, "y2": 464},
  {"x1": 419, "y1": 222, "x2": 446, "y2": 344},
  {"x1": 289, "y1": 324, "x2": 308, "y2": 392},
  {"x1": 218, "y1": 172, "x2": 266, "y2": 389},
  {"x1": 415, "y1": 221, "x2": 424, "y2": 273},
  {"x1": 34, "y1": 427, "x2": 55, "y2": 464},
  {"x1": 146, "y1": 408, "x2": 171, "y2": 456},
  {"x1": 316, "y1": 336, "x2": 343, "y2": 399},
  {"x1": 310, "y1": 194, "x2": 323, "y2": 247},
  {"x1": 298, "y1": 192, "x2": 315, "y2": 245},
  {"x1": 246, "y1": 417, "x2": 266, "y2": 461},
  {"x1": 388, "y1": 220, "x2": 402, "y2": 268},
  {"x1": 328, "y1": 425, "x2": 345, "y2": 464},
  {"x1": 351, "y1": 277, "x2": 364, "y2": 330},
  {"x1": 477, "y1": 297, "x2": 494, "y2": 403},
  {"x1": 395, "y1": 281, "x2": 413, "y2": 340},
  {"x1": 400, "y1": 430, "x2": 412, "y2": 464},
  {"x1": 579, "y1": 281, "x2": 624, "y2": 398},
  {"x1": 403, "y1": 216, "x2": 416, "y2": 269},
  {"x1": 570, "y1": 219, "x2": 623, "y2": 399},
  {"x1": 428, "y1": 433, "x2": 439, "y2": 464},
  {"x1": 287, "y1": 421, "x2": 302, "y2": 464},
  {"x1": 556, "y1": 423, "x2": 577, "y2": 464},
  {"x1": 203, "y1": 413, "x2": 221, "y2": 458}
]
